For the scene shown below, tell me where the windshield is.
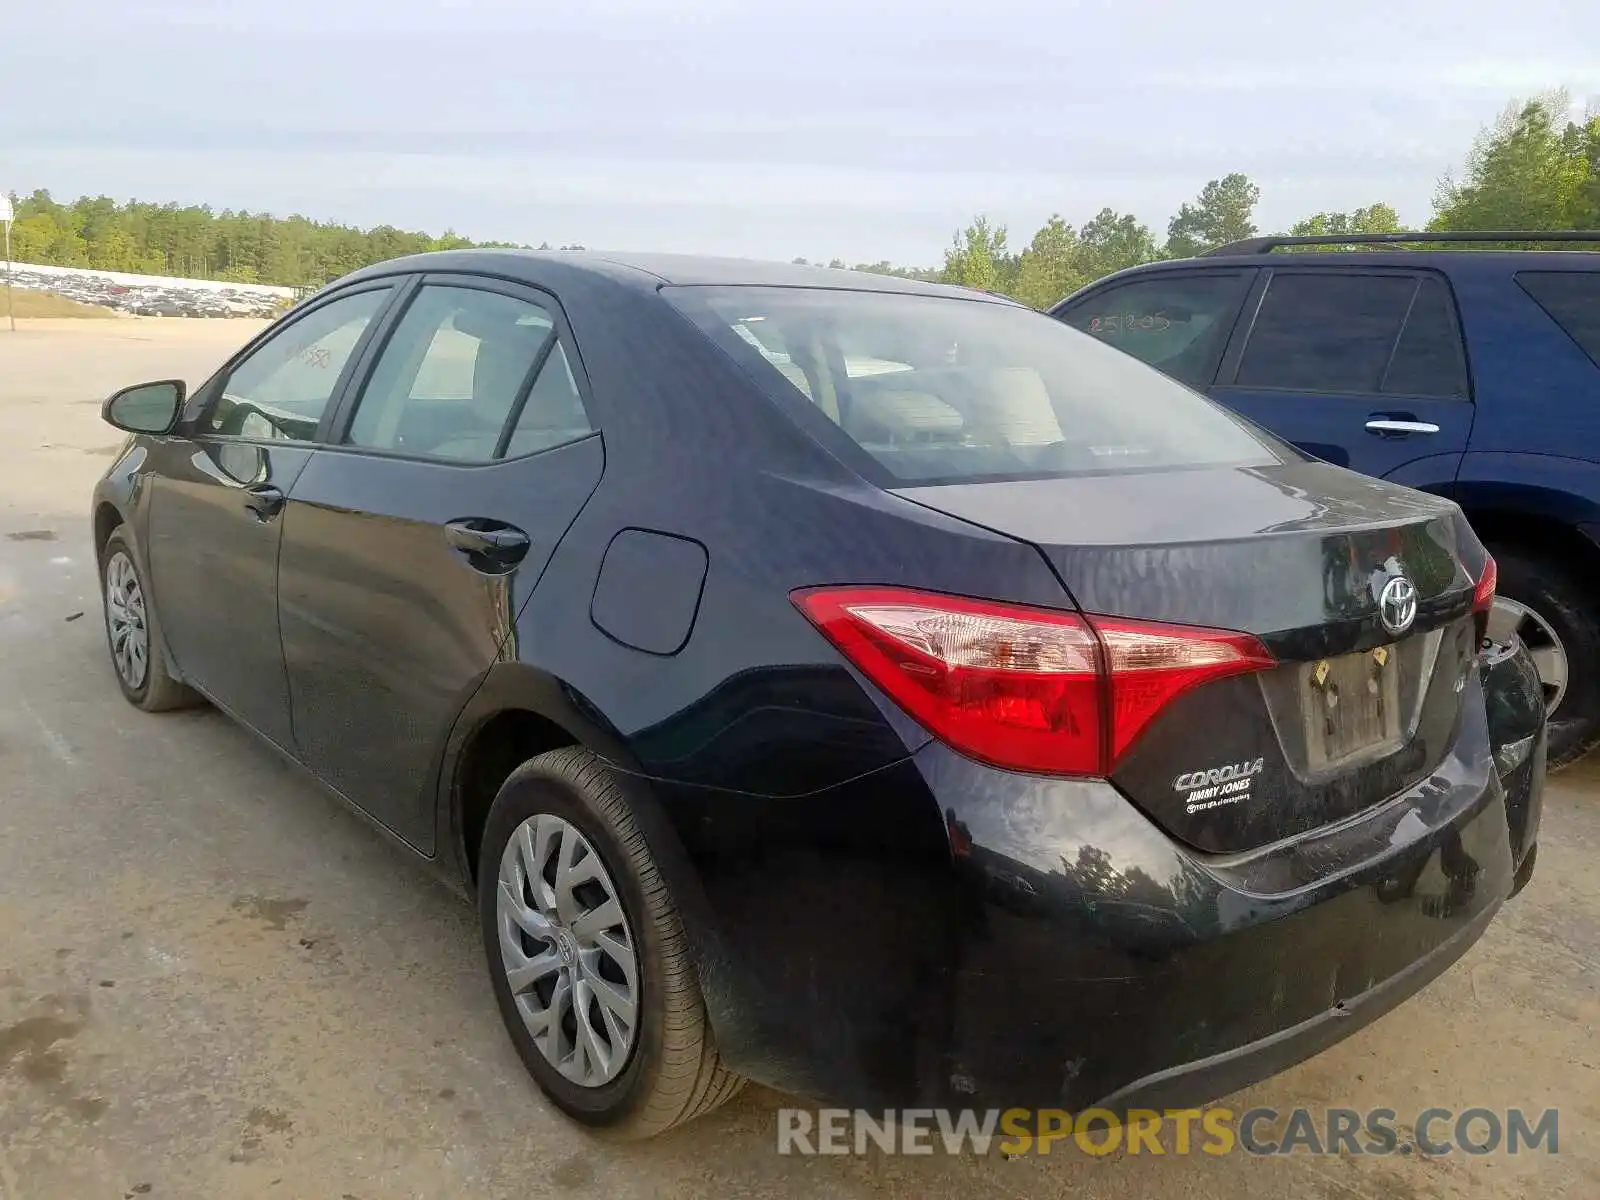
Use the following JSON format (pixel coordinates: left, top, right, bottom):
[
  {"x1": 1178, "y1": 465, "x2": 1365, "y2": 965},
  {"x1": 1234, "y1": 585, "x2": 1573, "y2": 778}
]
[{"x1": 667, "y1": 284, "x2": 1284, "y2": 484}]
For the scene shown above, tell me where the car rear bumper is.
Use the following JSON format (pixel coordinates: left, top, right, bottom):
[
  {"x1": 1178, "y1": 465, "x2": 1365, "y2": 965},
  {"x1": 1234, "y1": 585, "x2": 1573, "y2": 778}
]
[
  {"x1": 1089, "y1": 896, "x2": 1498, "y2": 1114},
  {"x1": 672, "y1": 675, "x2": 1516, "y2": 1114},
  {"x1": 912, "y1": 680, "x2": 1512, "y2": 1113}
]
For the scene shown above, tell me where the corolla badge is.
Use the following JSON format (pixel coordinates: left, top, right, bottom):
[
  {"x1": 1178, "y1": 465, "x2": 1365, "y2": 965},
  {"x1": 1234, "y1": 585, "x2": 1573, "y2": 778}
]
[
  {"x1": 1173, "y1": 757, "x2": 1265, "y2": 815},
  {"x1": 1173, "y1": 758, "x2": 1265, "y2": 792},
  {"x1": 1379, "y1": 574, "x2": 1418, "y2": 637}
]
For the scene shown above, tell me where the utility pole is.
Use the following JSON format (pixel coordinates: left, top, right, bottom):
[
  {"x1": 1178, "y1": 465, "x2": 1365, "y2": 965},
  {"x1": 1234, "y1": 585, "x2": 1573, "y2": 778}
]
[{"x1": 1, "y1": 190, "x2": 13, "y2": 332}]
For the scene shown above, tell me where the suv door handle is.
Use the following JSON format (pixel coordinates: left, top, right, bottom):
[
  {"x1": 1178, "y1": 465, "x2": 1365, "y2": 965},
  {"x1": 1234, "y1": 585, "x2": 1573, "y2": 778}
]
[
  {"x1": 242, "y1": 484, "x2": 285, "y2": 521},
  {"x1": 444, "y1": 519, "x2": 531, "y2": 570},
  {"x1": 1365, "y1": 419, "x2": 1441, "y2": 437}
]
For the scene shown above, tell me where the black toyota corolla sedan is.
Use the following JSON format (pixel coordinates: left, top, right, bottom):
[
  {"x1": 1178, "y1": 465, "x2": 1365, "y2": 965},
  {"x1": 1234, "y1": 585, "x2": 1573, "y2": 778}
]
[{"x1": 91, "y1": 251, "x2": 1544, "y2": 1137}]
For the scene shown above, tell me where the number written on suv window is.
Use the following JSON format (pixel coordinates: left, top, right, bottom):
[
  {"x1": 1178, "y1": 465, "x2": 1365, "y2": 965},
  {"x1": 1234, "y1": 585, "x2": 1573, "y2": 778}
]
[{"x1": 1060, "y1": 272, "x2": 1251, "y2": 387}]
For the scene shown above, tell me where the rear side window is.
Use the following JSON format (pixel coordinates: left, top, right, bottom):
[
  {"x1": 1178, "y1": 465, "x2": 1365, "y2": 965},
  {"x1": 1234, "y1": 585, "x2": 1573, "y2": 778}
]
[
  {"x1": 665, "y1": 285, "x2": 1283, "y2": 485},
  {"x1": 1056, "y1": 272, "x2": 1250, "y2": 387},
  {"x1": 1380, "y1": 277, "x2": 1470, "y2": 398},
  {"x1": 1236, "y1": 274, "x2": 1417, "y2": 393},
  {"x1": 1233, "y1": 272, "x2": 1468, "y2": 398},
  {"x1": 344, "y1": 285, "x2": 592, "y2": 462},
  {"x1": 1517, "y1": 272, "x2": 1600, "y2": 368}
]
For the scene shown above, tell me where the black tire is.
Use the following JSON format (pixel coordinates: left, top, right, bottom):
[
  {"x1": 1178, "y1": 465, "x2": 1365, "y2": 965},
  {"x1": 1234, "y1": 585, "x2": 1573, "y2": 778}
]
[
  {"x1": 99, "y1": 528, "x2": 203, "y2": 713},
  {"x1": 477, "y1": 747, "x2": 743, "y2": 1138},
  {"x1": 1489, "y1": 546, "x2": 1600, "y2": 770}
]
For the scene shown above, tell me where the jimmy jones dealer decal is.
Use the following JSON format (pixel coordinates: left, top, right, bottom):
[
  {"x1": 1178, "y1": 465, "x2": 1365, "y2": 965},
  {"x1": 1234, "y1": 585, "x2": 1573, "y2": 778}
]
[{"x1": 1173, "y1": 758, "x2": 1265, "y2": 813}]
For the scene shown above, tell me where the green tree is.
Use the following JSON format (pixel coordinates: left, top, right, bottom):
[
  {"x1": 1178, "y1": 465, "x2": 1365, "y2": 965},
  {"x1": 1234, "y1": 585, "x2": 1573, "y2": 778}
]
[
  {"x1": 9, "y1": 213, "x2": 86, "y2": 264},
  {"x1": 1289, "y1": 203, "x2": 1403, "y2": 237},
  {"x1": 1075, "y1": 208, "x2": 1159, "y2": 278},
  {"x1": 1013, "y1": 215, "x2": 1087, "y2": 309},
  {"x1": 5, "y1": 190, "x2": 531, "y2": 285},
  {"x1": 941, "y1": 216, "x2": 1008, "y2": 291},
  {"x1": 86, "y1": 227, "x2": 143, "y2": 272},
  {"x1": 1432, "y1": 93, "x2": 1593, "y2": 232},
  {"x1": 1166, "y1": 173, "x2": 1261, "y2": 256},
  {"x1": 1283, "y1": 203, "x2": 1405, "y2": 250}
]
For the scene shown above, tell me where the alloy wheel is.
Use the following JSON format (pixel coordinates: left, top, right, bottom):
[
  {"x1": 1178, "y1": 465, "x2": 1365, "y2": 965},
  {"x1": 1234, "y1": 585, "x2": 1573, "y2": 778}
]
[
  {"x1": 104, "y1": 551, "x2": 150, "y2": 691},
  {"x1": 496, "y1": 812, "x2": 639, "y2": 1087},
  {"x1": 1485, "y1": 595, "x2": 1568, "y2": 716}
]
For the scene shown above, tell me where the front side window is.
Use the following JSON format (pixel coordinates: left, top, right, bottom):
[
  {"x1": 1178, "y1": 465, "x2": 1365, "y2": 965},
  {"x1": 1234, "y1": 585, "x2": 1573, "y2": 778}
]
[
  {"x1": 1518, "y1": 271, "x2": 1600, "y2": 368},
  {"x1": 1058, "y1": 272, "x2": 1250, "y2": 387},
  {"x1": 667, "y1": 285, "x2": 1283, "y2": 484},
  {"x1": 344, "y1": 285, "x2": 591, "y2": 462},
  {"x1": 1235, "y1": 273, "x2": 1418, "y2": 393},
  {"x1": 204, "y1": 288, "x2": 390, "y2": 440}
]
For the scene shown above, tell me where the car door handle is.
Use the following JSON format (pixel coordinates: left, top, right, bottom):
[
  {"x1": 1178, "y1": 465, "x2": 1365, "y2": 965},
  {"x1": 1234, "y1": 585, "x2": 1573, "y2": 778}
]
[
  {"x1": 242, "y1": 484, "x2": 285, "y2": 521},
  {"x1": 444, "y1": 519, "x2": 531, "y2": 569},
  {"x1": 1365, "y1": 419, "x2": 1441, "y2": 437}
]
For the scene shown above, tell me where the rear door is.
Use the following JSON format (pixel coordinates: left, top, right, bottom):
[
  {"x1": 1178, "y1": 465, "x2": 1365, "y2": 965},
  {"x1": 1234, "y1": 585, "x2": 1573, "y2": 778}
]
[
  {"x1": 1208, "y1": 269, "x2": 1474, "y2": 486},
  {"x1": 276, "y1": 274, "x2": 604, "y2": 850}
]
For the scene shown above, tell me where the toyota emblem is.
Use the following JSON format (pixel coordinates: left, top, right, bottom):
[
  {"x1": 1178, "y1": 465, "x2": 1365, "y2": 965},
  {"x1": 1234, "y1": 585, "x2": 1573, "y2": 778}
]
[{"x1": 1379, "y1": 575, "x2": 1418, "y2": 636}]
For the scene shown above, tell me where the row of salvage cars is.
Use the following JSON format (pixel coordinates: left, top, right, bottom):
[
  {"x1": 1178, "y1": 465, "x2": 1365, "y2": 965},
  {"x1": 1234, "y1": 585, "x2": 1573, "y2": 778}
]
[{"x1": 8, "y1": 262, "x2": 288, "y2": 317}]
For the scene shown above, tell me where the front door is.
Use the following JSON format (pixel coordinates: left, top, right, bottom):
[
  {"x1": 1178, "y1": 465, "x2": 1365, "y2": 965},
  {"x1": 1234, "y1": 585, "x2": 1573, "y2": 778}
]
[
  {"x1": 145, "y1": 284, "x2": 396, "y2": 745},
  {"x1": 1207, "y1": 269, "x2": 1475, "y2": 487},
  {"x1": 276, "y1": 276, "x2": 604, "y2": 850}
]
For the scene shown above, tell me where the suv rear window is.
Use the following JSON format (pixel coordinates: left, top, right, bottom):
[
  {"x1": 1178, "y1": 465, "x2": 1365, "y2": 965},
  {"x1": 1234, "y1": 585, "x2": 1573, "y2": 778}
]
[
  {"x1": 1517, "y1": 272, "x2": 1600, "y2": 368},
  {"x1": 665, "y1": 285, "x2": 1282, "y2": 484}
]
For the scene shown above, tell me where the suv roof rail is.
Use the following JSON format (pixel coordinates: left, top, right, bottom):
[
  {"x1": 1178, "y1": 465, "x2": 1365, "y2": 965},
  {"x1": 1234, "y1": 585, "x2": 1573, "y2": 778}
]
[{"x1": 1203, "y1": 231, "x2": 1600, "y2": 256}]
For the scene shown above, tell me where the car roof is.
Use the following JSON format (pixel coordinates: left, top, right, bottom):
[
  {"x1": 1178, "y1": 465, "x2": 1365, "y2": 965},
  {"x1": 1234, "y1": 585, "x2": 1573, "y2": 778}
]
[{"x1": 338, "y1": 247, "x2": 1011, "y2": 302}]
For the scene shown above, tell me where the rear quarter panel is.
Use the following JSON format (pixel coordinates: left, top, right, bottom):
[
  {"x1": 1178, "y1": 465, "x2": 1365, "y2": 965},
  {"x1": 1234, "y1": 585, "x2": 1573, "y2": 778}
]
[{"x1": 1453, "y1": 262, "x2": 1600, "y2": 461}]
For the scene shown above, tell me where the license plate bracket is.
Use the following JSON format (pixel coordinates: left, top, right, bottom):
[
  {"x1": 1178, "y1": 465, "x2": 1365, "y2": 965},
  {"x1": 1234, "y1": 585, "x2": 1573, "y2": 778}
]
[{"x1": 1299, "y1": 645, "x2": 1404, "y2": 770}]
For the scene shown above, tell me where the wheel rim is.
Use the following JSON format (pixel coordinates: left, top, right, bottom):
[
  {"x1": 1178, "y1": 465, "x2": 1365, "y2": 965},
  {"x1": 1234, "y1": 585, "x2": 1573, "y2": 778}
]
[
  {"x1": 496, "y1": 813, "x2": 639, "y2": 1087},
  {"x1": 1484, "y1": 595, "x2": 1569, "y2": 716},
  {"x1": 104, "y1": 551, "x2": 149, "y2": 691}
]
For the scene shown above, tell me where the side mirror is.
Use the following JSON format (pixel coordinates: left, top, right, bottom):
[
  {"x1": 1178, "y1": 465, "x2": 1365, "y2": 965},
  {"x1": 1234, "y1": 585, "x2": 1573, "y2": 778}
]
[{"x1": 102, "y1": 380, "x2": 186, "y2": 434}]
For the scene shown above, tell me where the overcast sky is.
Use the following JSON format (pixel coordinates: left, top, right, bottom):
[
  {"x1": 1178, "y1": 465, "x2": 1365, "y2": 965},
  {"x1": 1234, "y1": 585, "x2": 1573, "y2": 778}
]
[{"x1": 4, "y1": 1, "x2": 1598, "y2": 265}]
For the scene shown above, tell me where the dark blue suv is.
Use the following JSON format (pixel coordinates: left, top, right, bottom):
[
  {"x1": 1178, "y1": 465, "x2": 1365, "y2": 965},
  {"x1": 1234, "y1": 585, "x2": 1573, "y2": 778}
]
[{"x1": 1052, "y1": 232, "x2": 1600, "y2": 766}]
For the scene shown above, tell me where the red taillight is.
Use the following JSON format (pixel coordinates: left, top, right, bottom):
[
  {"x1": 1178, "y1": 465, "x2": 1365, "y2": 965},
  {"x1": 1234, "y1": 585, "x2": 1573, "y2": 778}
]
[
  {"x1": 1473, "y1": 555, "x2": 1497, "y2": 615},
  {"x1": 1093, "y1": 617, "x2": 1277, "y2": 762},
  {"x1": 793, "y1": 586, "x2": 1273, "y2": 777}
]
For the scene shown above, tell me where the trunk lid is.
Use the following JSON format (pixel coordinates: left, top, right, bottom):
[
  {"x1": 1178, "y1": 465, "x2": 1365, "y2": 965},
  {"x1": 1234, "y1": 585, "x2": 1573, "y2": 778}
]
[{"x1": 895, "y1": 461, "x2": 1490, "y2": 852}]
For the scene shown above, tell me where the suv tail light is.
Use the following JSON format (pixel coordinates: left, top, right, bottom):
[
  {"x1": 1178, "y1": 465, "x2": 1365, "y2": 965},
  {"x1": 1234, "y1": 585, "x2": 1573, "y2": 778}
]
[{"x1": 793, "y1": 586, "x2": 1273, "y2": 776}]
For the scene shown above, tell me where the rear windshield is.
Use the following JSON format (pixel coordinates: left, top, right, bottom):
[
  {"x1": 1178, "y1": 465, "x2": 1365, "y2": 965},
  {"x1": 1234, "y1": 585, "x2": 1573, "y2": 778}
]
[
  {"x1": 1517, "y1": 271, "x2": 1600, "y2": 368},
  {"x1": 666, "y1": 285, "x2": 1281, "y2": 484}
]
